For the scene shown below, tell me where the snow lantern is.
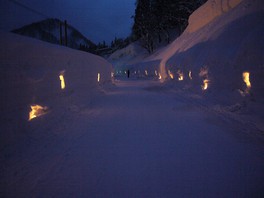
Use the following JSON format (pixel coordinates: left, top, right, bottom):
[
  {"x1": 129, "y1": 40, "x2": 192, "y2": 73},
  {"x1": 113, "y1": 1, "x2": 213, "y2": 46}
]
[
  {"x1": 59, "y1": 70, "x2": 66, "y2": 90},
  {"x1": 28, "y1": 105, "x2": 48, "y2": 121},
  {"x1": 177, "y1": 70, "x2": 184, "y2": 81}
]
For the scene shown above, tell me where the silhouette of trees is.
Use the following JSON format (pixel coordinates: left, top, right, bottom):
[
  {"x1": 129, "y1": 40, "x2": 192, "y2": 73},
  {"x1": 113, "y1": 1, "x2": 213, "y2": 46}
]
[{"x1": 132, "y1": 0, "x2": 206, "y2": 53}]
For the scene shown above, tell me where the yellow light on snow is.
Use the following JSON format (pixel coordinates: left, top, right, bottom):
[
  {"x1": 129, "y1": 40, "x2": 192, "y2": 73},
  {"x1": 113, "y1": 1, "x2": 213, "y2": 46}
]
[
  {"x1": 199, "y1": 67, "x2": 209, "y2": 90},
  {"x1": 177, "y1": 70, "x2": 183, "y2": 81},
  {"x1": 202, "y1": 79, "x2": 210, "y2": 90},
  {"x1": 189, "y1": 71, "x2": 192, "y2": 80},
  {"x1": 29, "y1": 105, "x2": 48, "y2": 121},
  {"x1": 168, "y1": 70, "x2": 174, "y2": 79},
  {"x1": 97, "y1": 73, "x2": 100, "y2": 82},
  {"x1": 59, "y1": 71, "x2": 66, "y2": 90},
  {"x1": 243, "y1": 72, "x2": 251, "y2": 89}
]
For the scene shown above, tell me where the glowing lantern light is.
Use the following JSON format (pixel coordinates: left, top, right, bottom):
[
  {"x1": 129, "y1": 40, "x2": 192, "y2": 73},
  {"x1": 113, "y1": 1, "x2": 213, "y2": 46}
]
[
  {"x1": 177, "y1": 70, "x2": 183, "y2": 81},
  {"x1": 202, "y1": 79, "x2": 210, "y2": 90},
  {"x1": 155, "y1": 70, "x2": 158, "y2": 76},
  {"x1": 168, "y1": 70, "x2": 174, "y2": 79},
  {"x1": 240, "y1": 71, "x2": 251, "y2": 95},
  {"x1": 28, "y1": 105, "x2": 48, "y2": 121},
  {"x1": 158, "y1": 73, "x2": 162, "y2": 80},
  {"x1": 189, "y1": 71, "x2": 192, "y2": 80},
  {"x1": 145, "y1": 70, "x2": 148, "y2": 76},
  {"x1": 97, "y1": 73, "x2": 100, "y2": 82},
  {"x1": 59, "y1": 71, "x2": 66, "y2": 90},
  {"x1": 243, "y1": 72, "x2": 251, "y2": 89},
  {"x1": 199, "y1": 67, "x2": 209, "y2": 91}
]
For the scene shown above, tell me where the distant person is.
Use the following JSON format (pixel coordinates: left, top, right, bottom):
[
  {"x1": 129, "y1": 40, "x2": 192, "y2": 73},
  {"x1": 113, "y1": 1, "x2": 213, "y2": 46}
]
[{"x1": 127, "y1": 70, "x2": 130, "y2": 78}]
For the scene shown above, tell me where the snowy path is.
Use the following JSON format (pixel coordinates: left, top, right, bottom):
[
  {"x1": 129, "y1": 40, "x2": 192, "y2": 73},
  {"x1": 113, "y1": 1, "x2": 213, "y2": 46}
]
[{"x1": 1, "y1": 80, "x2": 264, "y2": 197}]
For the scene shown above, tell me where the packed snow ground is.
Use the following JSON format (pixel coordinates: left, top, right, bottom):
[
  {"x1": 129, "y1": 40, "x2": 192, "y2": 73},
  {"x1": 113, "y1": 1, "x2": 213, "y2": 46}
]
[{"x1": 1, "y1": 77, "x2": 264, "y2": 197}]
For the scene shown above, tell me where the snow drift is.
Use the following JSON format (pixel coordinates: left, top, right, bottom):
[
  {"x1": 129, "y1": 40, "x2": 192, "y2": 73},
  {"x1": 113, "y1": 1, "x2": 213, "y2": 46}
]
[{"x1": 0, "y1": 32, "x2": 112, "y2": 148}]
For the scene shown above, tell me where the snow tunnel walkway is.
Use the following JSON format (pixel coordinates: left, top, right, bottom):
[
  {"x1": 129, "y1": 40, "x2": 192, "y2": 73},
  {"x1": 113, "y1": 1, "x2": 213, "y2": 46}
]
[{"x1": 1, "y1": 80, "x2": 264, "y2": 197}]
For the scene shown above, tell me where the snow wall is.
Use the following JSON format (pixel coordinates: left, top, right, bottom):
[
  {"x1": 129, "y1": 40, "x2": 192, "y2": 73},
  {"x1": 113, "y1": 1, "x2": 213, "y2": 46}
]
[
  {"x1": 155, "y1": 0, "x2": 264, "y2": 103},
  {"x1": 0, "y1": 32, "x2": 112, "y2": 146}
]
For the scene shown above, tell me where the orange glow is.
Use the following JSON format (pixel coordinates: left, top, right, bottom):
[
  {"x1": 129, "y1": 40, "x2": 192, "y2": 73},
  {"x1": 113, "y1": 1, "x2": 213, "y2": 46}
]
[
  {"x1": 168, "y1": 70, "x2": 174, "y2": 79},
  {"x1": 199, "y1": 67, "x2": 209, "y2": 90},
  {"x1": 159, "y1": 73, "x2": 162, "y2": 80},
  {"x1": 29, "y1": 105, "x2": 48, "y2": 121},
  {"x1": 243, "y1": 72, "x2": 251, "y2": 88},
  {"x1": 202, "y1": 79, "x2": 210, "y2": 90},
  {"x1": 97, "y1": 73, "x2": 100, "y2": 82},
  {"x1": 177, "y1": 70, "x2": 183, "y2": 81},
  {"x1": 59, "y1": 71, "x2": 66, "y2": 90},
  {"x1": 189, "y1": 71, "x2": 192, "y2": 80},
  {"x1": 240, "y1": 71, "x2": 251, "y2": 95}
]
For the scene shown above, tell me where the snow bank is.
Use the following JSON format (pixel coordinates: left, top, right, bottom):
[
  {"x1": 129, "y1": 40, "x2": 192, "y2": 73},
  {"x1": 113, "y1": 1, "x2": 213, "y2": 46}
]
[
  {"x1": 186, "y1": 0, "x2": 243, "y2": 33},
  {"x1": 0, "y1": 32, "x2": 112, "y2": 148},
  {"x1": 151, "y1": 0, "x2": 264, "y2": 103},
  {"x1": 108, "y1": 42, "x2": 148, "y2": 70}
]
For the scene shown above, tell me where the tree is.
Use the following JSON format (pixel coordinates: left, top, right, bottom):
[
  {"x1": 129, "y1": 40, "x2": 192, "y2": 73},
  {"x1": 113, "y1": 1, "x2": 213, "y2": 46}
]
[
  {"x1": 132, "y1": 0, "x2": 206, "y2": 53},
  {"x1": 132, "y1": 0, "x2": 156, "y2": 53}
]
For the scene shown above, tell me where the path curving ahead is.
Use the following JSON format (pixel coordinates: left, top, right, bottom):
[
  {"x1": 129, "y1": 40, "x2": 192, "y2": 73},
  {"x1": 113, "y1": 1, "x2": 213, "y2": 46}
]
[{"x1": 1, "y1": 80, "x2": 264, "y2": 197}]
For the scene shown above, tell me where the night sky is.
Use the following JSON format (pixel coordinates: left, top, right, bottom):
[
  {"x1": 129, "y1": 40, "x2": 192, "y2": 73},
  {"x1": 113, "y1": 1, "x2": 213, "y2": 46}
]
[{"x1": 0, "y1": 0, "x2": 136, "y2": 44}]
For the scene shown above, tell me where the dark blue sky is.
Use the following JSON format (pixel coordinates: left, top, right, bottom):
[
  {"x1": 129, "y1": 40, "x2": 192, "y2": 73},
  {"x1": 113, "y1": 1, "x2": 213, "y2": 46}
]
[{"x1": 0, "y1": 0, "x2": 136, "y2": 44}]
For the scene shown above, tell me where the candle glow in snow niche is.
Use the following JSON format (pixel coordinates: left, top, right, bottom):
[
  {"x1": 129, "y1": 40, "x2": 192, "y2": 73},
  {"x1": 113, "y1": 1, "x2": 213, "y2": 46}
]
[
  {"x1": 158, "y1": 73, "x2": 162, "y2": 80},
  {"x1": 28, "y1": 105, "x2": 48, "y2": 121},
  {"x1": 189, "y1": 71, "x2": 192, "y2": 80},
  {"x1": 97, "y1": 73, "x2": 100, "y2": 82},
  {"x1": 59, "y1": 70, "x2": 66, "y2": 90},
  {"x1": 168, "y1": 70, "x2": 174, "y2": 79},
  {"x1": 199, "y1": 67, "x2": 210, "y2": 90},
  {"x1": 177, "y1": 70, "x2": 184, "y2": 81},
  {"x1": 242, "y1": 71, "x2": 251, "y2": 94}
]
